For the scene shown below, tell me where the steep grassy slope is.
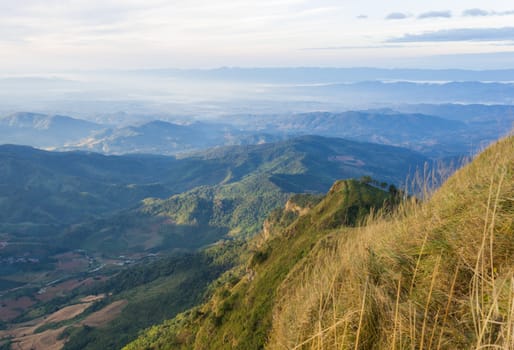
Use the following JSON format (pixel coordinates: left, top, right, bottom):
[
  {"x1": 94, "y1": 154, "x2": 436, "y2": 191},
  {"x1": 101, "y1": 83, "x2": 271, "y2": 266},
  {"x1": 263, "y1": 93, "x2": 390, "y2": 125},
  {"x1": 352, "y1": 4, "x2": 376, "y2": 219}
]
[
  {"x1": 265, "y1": 136, "x2": 513, "y2": 349},
  {"x1": 267, "y1": 135, "x2": 514, "y2": 349},
  {"x1": 126, "y1": 135, "x2": 512, "y2": 350},
  {"x1": 124, "y1": 180, "x2": 397, "y2": 349}
]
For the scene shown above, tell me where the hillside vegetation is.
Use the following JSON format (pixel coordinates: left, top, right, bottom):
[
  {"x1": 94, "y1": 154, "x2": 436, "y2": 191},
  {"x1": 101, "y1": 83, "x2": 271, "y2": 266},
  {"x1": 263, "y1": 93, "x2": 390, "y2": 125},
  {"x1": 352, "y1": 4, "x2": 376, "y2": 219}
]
[
  {"x1": 60, "y1": 241, "x2": 243, "y2": 350},
  {"x1": 124, "y1": 179, "x2": 400, "y2": 349},
  {"x1": 126, "y1": 135, "x2": 513, "y2": 349},
  {"x1": 0, "y1": 135, "x2": 425, "y2": 266}
]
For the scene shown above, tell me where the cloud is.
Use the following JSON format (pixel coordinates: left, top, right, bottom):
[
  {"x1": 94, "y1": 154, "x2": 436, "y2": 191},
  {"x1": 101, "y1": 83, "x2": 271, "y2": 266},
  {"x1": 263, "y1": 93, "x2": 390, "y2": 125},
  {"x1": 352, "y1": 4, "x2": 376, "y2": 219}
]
[
  {"x1": 417, "y1": 10, "x2": 452, "y2": 19},
  {"x1": 385, "y1": 12, "x2": 409, "y2": 20},
  {"x1": 388, "y1": 27, "x2": 514, "y2": 43},
  {"x1": 302, "y1": 44, "x2": 406, "y2": 50},
  {"x1": 460, "y1": 9, "x2": 514, "y2": 17},
  {"x1": 462, "y1": 8, "x2": 514, "y2": 17},
  {"x1": 462, "y1": 8, "x2": 490, "y2": 17}
]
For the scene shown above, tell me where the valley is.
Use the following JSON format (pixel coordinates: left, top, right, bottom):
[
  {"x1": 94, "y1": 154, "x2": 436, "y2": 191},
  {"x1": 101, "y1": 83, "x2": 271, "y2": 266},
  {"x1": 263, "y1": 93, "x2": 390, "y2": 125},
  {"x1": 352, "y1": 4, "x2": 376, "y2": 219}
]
[{"x1": 0, "y1": 135, "x2": 428, "y2": 349}]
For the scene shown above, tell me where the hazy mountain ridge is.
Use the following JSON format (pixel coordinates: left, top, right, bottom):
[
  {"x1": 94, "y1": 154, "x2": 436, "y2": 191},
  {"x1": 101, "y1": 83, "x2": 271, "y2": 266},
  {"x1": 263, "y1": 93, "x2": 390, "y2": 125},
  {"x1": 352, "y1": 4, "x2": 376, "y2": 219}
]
[
  {"x1": 395, "y1": 103, "x2": 514, "y2": 122},
  {"x1": 62, "y1": 120, "x2": 284, "y2": 155},
  {"x1": 232, "y1": 108, "x2": 509, "y2": 156},
  {"x1": 0, "y1": 112, "x2": 103, "y2": 148},
  {"x1": 260, "y1": 111, "x2": 466, "y2": 156},
  {"x1": 287, "y1": 81, "x2": 514, "y2": 104},
  {"x1": 4, "y1": 69, "x2": 514, "y2": 116},
  {"x1": 2, "y1": 104, "x2": 511, "y2": 158}
]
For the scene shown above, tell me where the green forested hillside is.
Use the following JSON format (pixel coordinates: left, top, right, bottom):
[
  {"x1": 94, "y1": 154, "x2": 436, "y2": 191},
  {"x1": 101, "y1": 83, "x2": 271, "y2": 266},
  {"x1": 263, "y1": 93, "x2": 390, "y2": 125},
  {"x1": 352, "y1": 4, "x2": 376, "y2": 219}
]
[
  {"x1": 61, "y1": 175, "x2": 290, "y2": 256},
  {"x1": 62, "y1": 136, "x2": 419, "y2": 257},
  {"x1": 124, "y1": 179, "x2": 398, "y2": 349},
  {"x1": 0, "y1": 135, "x2": 426, "y2": 260},
  {"x1": 125, "y1": 135, "x2": 513, "y2": 350},
  {"x1": 0, "y1": 136, "x2": 425, "y2": 229}
]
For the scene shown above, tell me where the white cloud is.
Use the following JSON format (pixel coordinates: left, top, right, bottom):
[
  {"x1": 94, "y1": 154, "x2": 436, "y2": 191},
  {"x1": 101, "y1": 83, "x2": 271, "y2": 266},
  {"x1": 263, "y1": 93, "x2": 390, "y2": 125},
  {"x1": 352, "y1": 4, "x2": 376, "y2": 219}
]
[
  {"x1": 462, "y1": 8, "x2": 490, "y2": 17},
  {"x1": 388, "y1": 27, "x2": 514, "y2": 43},
  {"x1": 417, "y1": 10, "x2": 452, "y2": 19},
  {"x1": 385, "y1": 12, "x2": 409, "y2": 20}
]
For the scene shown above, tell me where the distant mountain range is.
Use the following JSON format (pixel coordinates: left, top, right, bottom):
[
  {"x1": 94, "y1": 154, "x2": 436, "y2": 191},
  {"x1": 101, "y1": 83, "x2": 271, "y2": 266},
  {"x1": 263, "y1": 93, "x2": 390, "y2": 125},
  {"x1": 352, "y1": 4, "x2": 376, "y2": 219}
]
[
  {"x1": 233, "y1": 108, "x2": 512, "y2": 156},
  {"x1": 283, "y1": 81, "x2": 514, "y2": 104},
  {"x1": 0, "y1": 112, "x2": 102, "y2": 148},
  {"x1": 395, "y1": 103, "x2": 514, "y2": 123},
  {"x1": 62, "y1": 120, "x2": 282, "y2": 155},
  {"x1": 0, "y1": 112, "x2": 283, "y2": 154},
  {"x1": 4, "y1": 69, "x2": 514, "y2": 117},
  {"x1": 1, "y1": 104, "x2": 512, "y2": 158},
  {"x1": 250, "y1": 111, "x2": 464, "y2": 155}
]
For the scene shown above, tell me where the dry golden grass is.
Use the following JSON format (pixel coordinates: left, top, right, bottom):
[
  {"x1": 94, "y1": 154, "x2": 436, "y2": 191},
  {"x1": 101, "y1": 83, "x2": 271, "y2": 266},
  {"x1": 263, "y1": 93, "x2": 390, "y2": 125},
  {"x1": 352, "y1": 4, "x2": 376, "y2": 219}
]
[
  {"x1": 0, "y1": 303, "x2": 92, "y2": 339},
  {"x1": 9, "y1": 326, "x2": 67, "y2": 350},
  {"x1": 79, "y1": 294, "x2": 106, "y2": 303},
  {"x1": 43, "y1": 303, "x2": 92, "y2": 325},
  {"x1": 1, "y1": 298, "x2": 127, "y2": 350},
  {"x1": 0, "y1": 301, "x2": 97, "y2": 350},
  {"x1": 268, "y1": 136, "x2": 514, "y2": 349},
  {"x1": 80, "y1": 299, "x2": 127, "y2": 327}
]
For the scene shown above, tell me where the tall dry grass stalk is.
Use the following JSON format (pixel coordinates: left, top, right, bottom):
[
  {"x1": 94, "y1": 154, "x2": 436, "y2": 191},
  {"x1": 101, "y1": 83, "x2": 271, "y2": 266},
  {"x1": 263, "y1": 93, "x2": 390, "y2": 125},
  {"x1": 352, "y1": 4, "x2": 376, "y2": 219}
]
[{"x1": 267, "y1": 136, "x2": 514, "y2": 349}]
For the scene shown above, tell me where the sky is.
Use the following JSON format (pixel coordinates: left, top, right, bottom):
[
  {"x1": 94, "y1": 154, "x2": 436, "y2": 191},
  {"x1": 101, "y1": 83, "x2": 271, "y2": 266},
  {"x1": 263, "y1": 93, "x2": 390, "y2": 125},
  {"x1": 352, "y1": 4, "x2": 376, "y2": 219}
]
[{"x1": 2, "y1": 0, "x2": 514, "y2": 73}]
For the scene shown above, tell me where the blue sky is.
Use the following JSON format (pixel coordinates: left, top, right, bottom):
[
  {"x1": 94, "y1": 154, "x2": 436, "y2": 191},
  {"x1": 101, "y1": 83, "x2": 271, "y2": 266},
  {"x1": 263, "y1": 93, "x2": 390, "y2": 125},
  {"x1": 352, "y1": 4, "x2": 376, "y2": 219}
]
[{"x1": 2, "y1": 0, "x2": 514, "y2": 73}]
